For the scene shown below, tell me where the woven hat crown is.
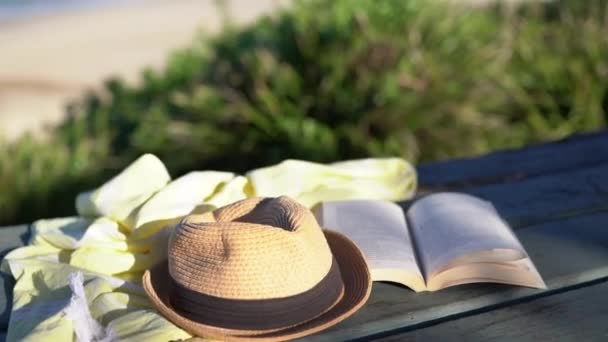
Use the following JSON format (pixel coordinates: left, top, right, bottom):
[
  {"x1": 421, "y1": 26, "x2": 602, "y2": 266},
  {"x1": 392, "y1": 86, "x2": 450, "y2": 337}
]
[{"x1": 168, "y1": 196, "x2": 336, "y2": 300}]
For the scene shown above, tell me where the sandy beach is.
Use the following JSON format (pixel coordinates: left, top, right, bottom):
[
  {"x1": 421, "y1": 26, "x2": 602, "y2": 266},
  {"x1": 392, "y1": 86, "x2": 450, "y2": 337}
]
[{"x1": 0, "y1": 0, "x2": 284, "y2": 141}]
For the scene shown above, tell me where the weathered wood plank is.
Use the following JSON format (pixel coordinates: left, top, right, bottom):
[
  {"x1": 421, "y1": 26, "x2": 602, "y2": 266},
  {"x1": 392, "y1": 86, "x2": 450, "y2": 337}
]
[
  {"x1": 464, "y1": 161, "x2": 608, "y2": 228},
  {"x1": 0, "y1": 225, "x2": 28, "y2": 259},
  {"x1": 401, "y1": 161, "x2": 608, "y2": 230},
  {"x1": 417, "y1": 130, "x2": 608, "y2": 189},
  {"x1": 0, "y1": 225, "x2": 28, "y2": 331},
  {"x1": 380, "y1": 279, "x2": 608, "y2": 341},
  {"x1": 305, "y1": 212, "x2": 608, "y2": 341}
]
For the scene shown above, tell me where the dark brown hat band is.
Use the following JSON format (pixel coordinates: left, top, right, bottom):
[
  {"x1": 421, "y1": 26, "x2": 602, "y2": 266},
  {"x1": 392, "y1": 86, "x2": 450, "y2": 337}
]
[{"x1": 169, "y1": 257, "x2": 345, "y2": 331}]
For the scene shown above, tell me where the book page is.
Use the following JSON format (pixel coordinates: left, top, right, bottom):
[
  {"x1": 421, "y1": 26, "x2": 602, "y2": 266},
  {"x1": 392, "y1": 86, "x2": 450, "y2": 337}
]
[
  {"x1": 407, "y1": 192, "x2": 527, "y2": 280},
  {"x1": 426, "y1": 257, "x2": 546, "y2": 291},
  {"x1": 314, "y1": 200, "x2": 425, "y2": 291}
]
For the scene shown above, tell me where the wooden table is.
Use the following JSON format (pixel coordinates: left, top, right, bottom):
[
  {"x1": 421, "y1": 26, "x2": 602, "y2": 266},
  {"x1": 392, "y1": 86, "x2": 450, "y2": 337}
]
[{"x1": 2, "y1": 131, "x2": 608, "y2": 341}]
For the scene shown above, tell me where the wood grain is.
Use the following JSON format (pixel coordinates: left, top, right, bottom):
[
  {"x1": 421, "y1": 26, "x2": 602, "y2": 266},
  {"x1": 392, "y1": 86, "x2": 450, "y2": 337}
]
[
  {"x1": 0, "y1": 225, "x2": 28, "y2": 259},
  {"x1": 417, "y1": 131, "x2": 608, "y2": 189},
  {"x1": 380, "y1": 280, "x2": 608, "y2": 341},
  {"x1": 402, "y1": 161, "x2": 608, "y2": 229},
  {"x1": 465, "y1": 161, "x2": 608, "y2": 228}
]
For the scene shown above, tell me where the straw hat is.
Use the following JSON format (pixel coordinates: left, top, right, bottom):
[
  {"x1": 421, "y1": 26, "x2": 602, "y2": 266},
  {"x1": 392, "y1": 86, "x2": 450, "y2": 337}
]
[{"x1": 143, "y1": 196, "x2": 371, "y2": 341}]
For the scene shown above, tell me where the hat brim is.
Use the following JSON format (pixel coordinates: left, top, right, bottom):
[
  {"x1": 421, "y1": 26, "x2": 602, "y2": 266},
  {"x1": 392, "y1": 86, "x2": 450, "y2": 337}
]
[{"x1": 143, "y1": 229, "x2": 372, "y2": 341}]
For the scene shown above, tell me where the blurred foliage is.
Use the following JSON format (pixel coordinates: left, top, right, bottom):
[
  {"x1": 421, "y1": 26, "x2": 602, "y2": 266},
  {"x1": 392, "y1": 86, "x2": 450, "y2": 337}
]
[{"x1": 1, "y1": 0, "x2": 607, "y2": 225}]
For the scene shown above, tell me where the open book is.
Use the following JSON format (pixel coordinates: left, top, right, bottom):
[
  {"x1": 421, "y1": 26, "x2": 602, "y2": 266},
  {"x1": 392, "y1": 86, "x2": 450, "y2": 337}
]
[{"x1": 313, "y1": 192, "x2": 546, "y2": 292}]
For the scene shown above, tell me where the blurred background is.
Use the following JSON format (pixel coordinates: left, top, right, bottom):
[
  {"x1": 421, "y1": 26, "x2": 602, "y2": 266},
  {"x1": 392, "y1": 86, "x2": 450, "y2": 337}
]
[{"x1": 0, "y1": 0, "x2": 606, "y2": 226}]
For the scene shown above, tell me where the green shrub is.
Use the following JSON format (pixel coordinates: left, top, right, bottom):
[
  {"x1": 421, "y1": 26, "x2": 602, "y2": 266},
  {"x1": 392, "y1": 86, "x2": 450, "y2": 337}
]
[{"x1": 1, "y1": 0, "x2": 607, "y2": 225}]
